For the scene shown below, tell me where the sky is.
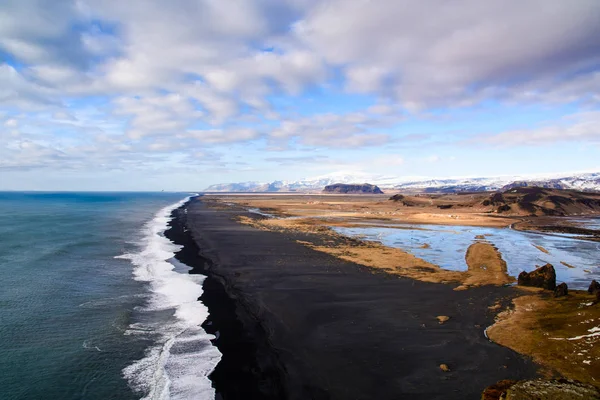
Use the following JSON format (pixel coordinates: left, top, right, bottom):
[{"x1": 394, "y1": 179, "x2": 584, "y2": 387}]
[{"x1": 1, "y1": 0, "x2": 600, "y2": 191}]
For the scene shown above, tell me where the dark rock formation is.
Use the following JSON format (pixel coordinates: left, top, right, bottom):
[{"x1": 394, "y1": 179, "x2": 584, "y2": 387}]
[
  {"x1": 437, "y1": 204, "x2": 453, "y2": 209},
  {"x1": 323, "y1": 183, "x2": 383, "y2": 194},
  {"x1": 588, "y1": 280, "x2": 600, "y2": 295},
  {"x1": 481, "y1": 380, "x2": 518, "y2": 400},
  {"x1": 517, "y1": 264, "x2": 556, "y2": 291},
  {"x1": 554, "y1": 282, "x2": 568, "y2": 297},
  {"x1": 497, "y1": 204, "x2": 511, "y2": 213},
  {"x1": 490, "y1": 193, "x2": 505, "y2": 204},
  {"x1": 389, "y1": 194, "x2": 405, "y2": 201}
]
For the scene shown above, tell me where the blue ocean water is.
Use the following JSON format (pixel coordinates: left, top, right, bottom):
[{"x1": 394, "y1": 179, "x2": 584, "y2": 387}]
[{"x1": 0, "y1": 192, "x2": 220, "y2": 400}]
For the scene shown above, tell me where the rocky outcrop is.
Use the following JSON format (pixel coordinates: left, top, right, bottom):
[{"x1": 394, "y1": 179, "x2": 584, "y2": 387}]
[
  {"x1": 481, "y1": 380, "x2": 518, "y2": 400},
  {"x1": 517, "y1": 264, "x2": 556, "y2": 290},
  {"x1": 589, "y1": 280, "x2": 600, "y2": 295},
  {"x1": 554, "y1": 282, "x2": 568, "y2": 297},
  {"x1": 506, "y1": 379, "x2": 600, "y2": 399},
  {"x1": 482, "y1": 379, "x2": 600, "y2": 400},
  {"x1": 389, "y1": 194, "x2": 405, "y2": 201},
  {"x1": 323, "y1": 183, "x2": 384, "y2": 194},
  {"x1": 496, "y1": 204, "x2": 511, "y2": 213}
]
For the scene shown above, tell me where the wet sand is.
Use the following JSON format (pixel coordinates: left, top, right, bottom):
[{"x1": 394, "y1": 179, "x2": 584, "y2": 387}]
[{"x1": 168, "y1": 197, "x2": 537, "y2": 399}]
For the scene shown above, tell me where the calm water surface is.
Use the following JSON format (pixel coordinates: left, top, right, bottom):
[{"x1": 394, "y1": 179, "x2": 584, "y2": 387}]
[
  {"x1": 333, "y1": 220, "x2": 600, "y2": 289},
  {"x1": 0, "y1": 192, "x2": 219, "y2": 400}
]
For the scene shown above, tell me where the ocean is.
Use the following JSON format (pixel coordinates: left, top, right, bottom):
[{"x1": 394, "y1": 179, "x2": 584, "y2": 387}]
[{"x1": 0, "y1": 192, "x2": 221, "y2": 400}]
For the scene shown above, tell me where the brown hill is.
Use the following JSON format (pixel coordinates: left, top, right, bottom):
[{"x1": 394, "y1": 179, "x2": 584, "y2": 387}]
[{"x1": 482, "y1": 187, "x2": 600, "y2": 216}]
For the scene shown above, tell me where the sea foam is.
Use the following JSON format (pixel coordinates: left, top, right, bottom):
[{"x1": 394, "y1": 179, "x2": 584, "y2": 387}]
[{"x1": 117, "y1": 196, "x2": 221, "y2": 400}]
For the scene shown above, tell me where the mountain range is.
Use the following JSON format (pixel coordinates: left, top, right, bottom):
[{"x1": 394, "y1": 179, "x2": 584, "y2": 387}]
[{"x1": 203, "y1": 171, "x2": 600, "y2": 193}]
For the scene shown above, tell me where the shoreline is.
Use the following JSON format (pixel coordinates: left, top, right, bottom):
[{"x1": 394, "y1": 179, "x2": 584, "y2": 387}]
[
  {"x1": 166, "y1": 196, "x2": 539, "y2": 399},
  {"x1": 164, "y1": 198, "x2": 288, "y2": 399}
]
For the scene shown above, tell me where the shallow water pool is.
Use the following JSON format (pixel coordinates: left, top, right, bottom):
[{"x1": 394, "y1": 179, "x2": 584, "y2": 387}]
[{"x1": 332, "y1": 223, "x2": 600, "y2": 290}]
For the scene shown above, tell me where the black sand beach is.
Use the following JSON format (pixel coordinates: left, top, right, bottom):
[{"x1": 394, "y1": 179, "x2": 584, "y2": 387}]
[{"x1": 166, "y1": 197, "x2": 538, "y2": 400}]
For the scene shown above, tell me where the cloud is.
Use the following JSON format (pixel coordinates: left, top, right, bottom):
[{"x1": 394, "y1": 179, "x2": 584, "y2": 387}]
[
  {"x1": 1, "y1": 0, "x2": 600, "y2": 179},
  {"x1": 4, "y1": 1, "x2": 600, "y2": 112},
  {"x1": 293, "y1": 0, "x2": 600, "y2": 107},
  {"x1": 0, "y1": 64, "x2": 59, "y2": 109},
  {"x1": 112, "y1": 94, "x2": 202, "y2": 139},
  {"x1": 0, "y1": 0, "x2": 92, "y2": 67},
  {"x1": 475, "y1": 111, "x2": 600, "y2": 146},
  {"x1": 269, "y1": 108, "x2": 401, "y2": 148},
  {"x1": 186, "y1": 128, "x2": 261, "y2": 144},
  {"x1": 265, "y1": 154, "x2": 330, "y2": 166}
]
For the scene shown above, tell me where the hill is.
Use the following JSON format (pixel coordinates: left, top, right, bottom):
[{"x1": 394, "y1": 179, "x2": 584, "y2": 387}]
[
  {"x1": 482, "y1": 187, "x2": 600, "y2": 216},
  {"x1": 323, "y1": 183, "x2": 384, "y2": 194}
]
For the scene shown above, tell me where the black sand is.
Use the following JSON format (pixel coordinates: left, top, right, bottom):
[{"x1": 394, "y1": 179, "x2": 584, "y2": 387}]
[{"x1": 166, "y1": 197, "x2": 538, "y2": 400}]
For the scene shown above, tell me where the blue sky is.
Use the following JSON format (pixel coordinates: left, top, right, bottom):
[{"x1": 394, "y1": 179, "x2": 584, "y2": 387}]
[{"x1": 1, "y1": 0, "x2": 599, "y2": 191}]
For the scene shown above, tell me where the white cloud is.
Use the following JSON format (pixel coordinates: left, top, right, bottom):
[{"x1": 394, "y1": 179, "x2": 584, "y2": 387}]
[
  {"x1": 293, "y1": 0, "x2": 600, "y2": 107},
  {"x1": 269, "y1": 108, "x2": 402, "y2": 148},
  {"x1": 1, "y1": 0, "x2": 600, "y2": 179},
  {"x1": 476, "y1": 111, "x2": 600, "y2": 146},
  {"x1": 186, "y1": 128, "x2": 260, "y2": 144},
  {"x1": 4, "y1": 118, "x2": 18, "y2": 127}
]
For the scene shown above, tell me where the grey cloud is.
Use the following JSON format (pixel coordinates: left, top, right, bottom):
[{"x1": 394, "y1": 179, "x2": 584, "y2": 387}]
[
  {"x1": 294, "y1": 0, "x2": 600, "y2": 107},
  {"x1": 0, "y1": 0, "x2": 96, "y2": 68}
]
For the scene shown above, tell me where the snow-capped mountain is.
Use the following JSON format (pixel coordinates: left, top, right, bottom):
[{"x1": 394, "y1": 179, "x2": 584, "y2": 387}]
[{"x1": 203, "y1": 172, "x2": 600, "y2": 193}]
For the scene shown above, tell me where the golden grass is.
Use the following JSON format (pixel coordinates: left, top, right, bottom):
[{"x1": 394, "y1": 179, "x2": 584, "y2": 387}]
[
  {"x1": 209, "y1": 194, "x2": 519, "y2": 228},
  {"x1": 457, "y1": 242, "x2": 514, "y2": 290},
  {"x1": 487, "y1": 292, "x2": 600, "y2": 386},
  {"x1": 237, "y1": 214, "x2": 513, "y2": 288}
]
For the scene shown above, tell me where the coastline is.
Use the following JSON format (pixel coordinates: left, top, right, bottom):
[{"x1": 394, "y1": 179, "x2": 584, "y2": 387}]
[
  {"x1": 164, "y1": 198, "x2": 287, "y2": 399},
  {"x1": 167, "y1": 196, "x2": 538, "y2": 399}
]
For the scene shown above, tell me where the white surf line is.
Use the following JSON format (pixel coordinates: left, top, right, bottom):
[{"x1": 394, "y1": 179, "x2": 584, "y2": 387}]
[{"x1": 119, "y1": 194, "x2": 221, "y2": 400}]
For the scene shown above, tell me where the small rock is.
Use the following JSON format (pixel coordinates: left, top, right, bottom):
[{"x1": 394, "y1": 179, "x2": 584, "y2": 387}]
[
  {"x1": 554, "y1": 282, "x2": 568, "y2": 297},
  {"x1": 436, "y1": 315, "x2": 450, "y2": 324},
  {"x1": 517, "y1": 263, "x2": 556, "y2": 290},
  {"x1": 439, "y1": 364, "x2": 450, "y2": 372},
  {"x1": 588, "y1": 280, "x2": 600, "y2": 295}
]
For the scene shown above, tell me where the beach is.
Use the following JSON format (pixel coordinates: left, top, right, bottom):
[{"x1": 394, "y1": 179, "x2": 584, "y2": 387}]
[{"x1": 166, "y1": 196, "x2": 538, "y2": 399}]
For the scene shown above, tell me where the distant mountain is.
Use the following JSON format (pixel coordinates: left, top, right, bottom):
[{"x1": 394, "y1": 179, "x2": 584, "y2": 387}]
[
  {"x1": 323, "y1": 183, "x2": 384, "y2": 194},
  {"x1": 203, "y1": 172, "x2": 600, "y2": 193}
]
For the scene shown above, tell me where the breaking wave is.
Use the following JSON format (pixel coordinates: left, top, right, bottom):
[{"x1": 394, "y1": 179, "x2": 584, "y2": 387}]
[{"x1": 117, "y1": 196, "x2": 221, "y2": 399}]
